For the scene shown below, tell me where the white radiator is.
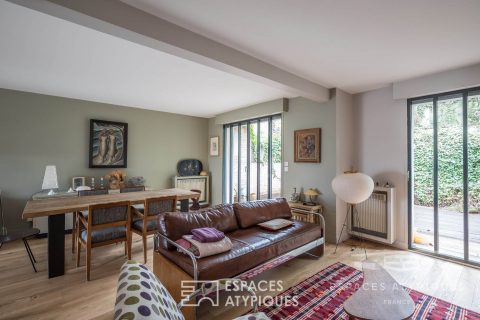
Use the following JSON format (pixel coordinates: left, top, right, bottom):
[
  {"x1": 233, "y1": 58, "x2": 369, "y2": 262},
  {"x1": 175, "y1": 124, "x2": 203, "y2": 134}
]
[{"x1": 348, "y1": 187, "x2": 395, "y2": 244}]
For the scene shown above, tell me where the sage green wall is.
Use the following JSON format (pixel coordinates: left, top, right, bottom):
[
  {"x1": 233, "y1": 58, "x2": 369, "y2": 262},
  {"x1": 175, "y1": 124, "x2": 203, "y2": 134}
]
[
  {"x1": 283, "y1": 97, "x2": 337, "y2": 242},
  {"x1": 208, "y1": 96, "x2": 338, "y2": 242},
  {"x1": 0, "y1": 88, "x2": 208, "y2": 229}
]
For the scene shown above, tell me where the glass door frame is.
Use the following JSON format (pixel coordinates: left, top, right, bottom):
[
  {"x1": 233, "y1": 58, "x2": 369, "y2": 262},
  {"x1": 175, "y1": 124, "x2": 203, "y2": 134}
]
[
  {"x1": 407, "y1": 85, "x2": 480, "y2": 266},
  {"x1": 222, "y1": 114, "x2": 282, "y2": 203}
]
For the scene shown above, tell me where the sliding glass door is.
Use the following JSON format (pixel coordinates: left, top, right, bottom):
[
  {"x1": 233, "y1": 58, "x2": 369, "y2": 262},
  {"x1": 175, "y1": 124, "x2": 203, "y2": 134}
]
[
  {"x1": 408, "y1": 87, "x2": 480, "y2": 264},
  {"x1": 223, "y1": 115, "x2": 282, "y2": 203}
]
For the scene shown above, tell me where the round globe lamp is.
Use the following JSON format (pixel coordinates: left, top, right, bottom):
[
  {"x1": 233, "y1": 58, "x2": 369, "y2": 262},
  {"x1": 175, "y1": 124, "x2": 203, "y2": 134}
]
[{"x1": 331, "y1": 172, "x2": 374, "y2": 258}]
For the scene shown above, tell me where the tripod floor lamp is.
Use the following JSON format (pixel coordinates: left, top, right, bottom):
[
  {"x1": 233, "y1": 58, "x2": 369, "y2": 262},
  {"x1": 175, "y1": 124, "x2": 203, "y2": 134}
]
[{"x1": 332, "y1": 172, "x2": 374, "y2": 259}]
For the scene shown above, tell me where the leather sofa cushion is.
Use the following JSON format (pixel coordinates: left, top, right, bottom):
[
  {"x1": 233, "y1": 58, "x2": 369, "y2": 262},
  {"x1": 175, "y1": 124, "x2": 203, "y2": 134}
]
[
  {"x1": 158, "y1": 204, "x2": 238, "y2": 249},
  {"x1": 233, "y1": 198, "x2": 292, "y2": 228},
  {"x1": 158, "y1": 220, "x2": 322, "y2": 280}
]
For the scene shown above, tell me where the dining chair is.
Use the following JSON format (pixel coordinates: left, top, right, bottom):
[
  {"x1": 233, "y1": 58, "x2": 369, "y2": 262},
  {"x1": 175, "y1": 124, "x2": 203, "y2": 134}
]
[
  {"x1": 131, "y1": 196, "x2": 177, "y2": 263},
  {"x1": 76, "y1": 201, "x2": 131, "y2": 281},
  {"x1": 120, "y1": 186, "x2": 145, "y2": 193},
  {"x1": 71, "y1": 189, "x2": 108, "y2": 253}
]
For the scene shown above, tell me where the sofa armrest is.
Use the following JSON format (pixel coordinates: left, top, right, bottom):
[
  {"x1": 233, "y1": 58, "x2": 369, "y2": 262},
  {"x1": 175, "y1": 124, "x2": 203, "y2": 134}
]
[
  {"x1": 308, "y1": 212, "x2": 325, "y2": 236},
  {"x1": 155, "y1": 233, "x2": 199, "y2": 281}
]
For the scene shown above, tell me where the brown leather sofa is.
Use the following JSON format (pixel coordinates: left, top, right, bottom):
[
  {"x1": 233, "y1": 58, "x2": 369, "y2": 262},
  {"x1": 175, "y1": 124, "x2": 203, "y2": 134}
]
[{"x1": 152, "y1": 199, "x2": 325, "y2": 306}]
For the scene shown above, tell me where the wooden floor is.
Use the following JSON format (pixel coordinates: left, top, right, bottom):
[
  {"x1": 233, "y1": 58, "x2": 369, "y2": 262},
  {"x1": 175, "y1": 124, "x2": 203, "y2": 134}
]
[{"x1": 1, "y1": 236, "x2": 480, "y2": 320}]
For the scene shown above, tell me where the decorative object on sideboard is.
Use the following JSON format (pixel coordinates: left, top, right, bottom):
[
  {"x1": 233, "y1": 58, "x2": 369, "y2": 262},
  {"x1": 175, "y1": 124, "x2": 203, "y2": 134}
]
[
  {"x1": 127, "y1": 176, "x2": 145, "y2": 187},
  {"x1": 0, "y1": 190, "x2": 7, "y2": 236},
  {"x1": 177, "y1": 159, "x2": 203, "y2": 176},
  {"x1": 332, "y1": 171, "x2": 374, "y2": 259},
  {"x1": 303, "y1": 188, "x2": 320, "y2": 206},
  {"x1": 294, "y1": 128, "x2": 321, "y2": 163},
  {"x1": 89, "y1": 119, "x2": 128, "y2": 168},
  {"x1": 209, "y1": 136, "x2": 220, "y2": 156},
  {"x1": 100, "y1": 176, "x2": 105, "y2": 189},
  {"x1": 90, "y1": 177, "x2": 95, "y2": 189},
  {"x1": 67, "y1": 187, "x2": 75, "y2": 193},
  {"x1": 72, "y1": 176, "x2": 85, "y2": 191},
  {"x1": 199, "y1": 170, "x2": 208, "y2": 176},
  {"x1": 42, "y1": 165, "x2": 58, "y2": 196},
  {"x1": 290, "y1": 187, "x2": 300, "y2": 203},
  {"x1": 76, "y1": 186, "x2": 91, "y2": 192},
  {"x1": 106, "y1": 170, "x2": 126, "y2": 189}
]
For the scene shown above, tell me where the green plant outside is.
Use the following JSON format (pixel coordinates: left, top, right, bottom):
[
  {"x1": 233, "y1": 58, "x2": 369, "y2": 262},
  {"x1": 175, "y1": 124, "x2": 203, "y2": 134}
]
[{"x1": 413, "y1": 96, "x2": 480, "y2": 212}]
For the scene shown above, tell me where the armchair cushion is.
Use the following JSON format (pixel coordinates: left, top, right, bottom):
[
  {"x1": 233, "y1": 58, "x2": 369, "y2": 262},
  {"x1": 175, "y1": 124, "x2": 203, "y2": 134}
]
[
  {"x1": 80, "y1": 226, "x2": 126, "y2": 243},
  {"x1": 132, "y1": 219, "x2": 159, "y2": 232},
  {"x1": 114, "y1": 260, "x2": 184, "y2": 320}
]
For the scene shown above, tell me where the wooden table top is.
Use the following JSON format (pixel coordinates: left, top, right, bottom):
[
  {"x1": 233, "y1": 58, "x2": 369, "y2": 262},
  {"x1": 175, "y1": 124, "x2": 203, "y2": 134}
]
[
  {"x1": 343, "y1": 261, "x2": 415, "y2": 320},
  {"x1": 22, "y1": 188, "x2": 200, "y2": 219}
]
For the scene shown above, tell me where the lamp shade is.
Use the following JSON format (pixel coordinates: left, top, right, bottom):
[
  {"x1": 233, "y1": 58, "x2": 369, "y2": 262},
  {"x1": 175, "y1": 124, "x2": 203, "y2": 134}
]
[
  {"x1": 42, "y1": 165, "x2": 58, "y2": 190},
  {"x1": 304, "y1": 188, "x2": 320, "y2": 196},
  {"x1": 331, "y1": 172, "x2": 374, "y2": 204}
]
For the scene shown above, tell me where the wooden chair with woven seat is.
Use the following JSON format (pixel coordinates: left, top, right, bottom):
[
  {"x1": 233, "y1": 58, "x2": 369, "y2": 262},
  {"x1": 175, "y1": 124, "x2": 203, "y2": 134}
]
[
  {"x1": 71, "y1": 189, "x2": 108, "y2": 254},
  {"x1": 76, "y1": 201, "x2": 132, "y2": 281},
  {"x1": 131, "y1": 195, "x2": 177, "y2": 263}
]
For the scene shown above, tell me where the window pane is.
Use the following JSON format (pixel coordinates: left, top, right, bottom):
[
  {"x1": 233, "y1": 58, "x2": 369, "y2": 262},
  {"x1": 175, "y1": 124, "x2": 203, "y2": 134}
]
[
  {"x1": 232, "y1": 125, "x2": 239, "y2": 203},
  {"x1": 412, "y1": 99, "x2": 434, "y2": 252},
  {"x1": 272, "y1": 117, "x2": 282, "y2": 198},
  {"x1": 249, "y1": 122, "x2": 258, "y2": 201},
  {"x1": 468, "y1": 91, "x2": 480, "y2": 263},
  {"x1": 224, "y1": 127, "x2": 231, "y2": 203},
  {"x1": 259, "y1": 119, "x2": 269, "y2": 199},
  {"x1": 239, "y1": 124, "x2": 248, "y2": 202},
  {"x1": 437, "y1": 94, "x2": 464, "y2": 259}
]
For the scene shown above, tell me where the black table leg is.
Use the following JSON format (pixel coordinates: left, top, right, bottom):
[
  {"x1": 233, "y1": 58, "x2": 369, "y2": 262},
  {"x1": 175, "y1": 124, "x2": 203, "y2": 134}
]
[
  {"x1": 48, "y1": 214, "x2": 65, "y2": 278},
  {"x1": 180, "y1": 199, "x2": 189, "y2": 212}
]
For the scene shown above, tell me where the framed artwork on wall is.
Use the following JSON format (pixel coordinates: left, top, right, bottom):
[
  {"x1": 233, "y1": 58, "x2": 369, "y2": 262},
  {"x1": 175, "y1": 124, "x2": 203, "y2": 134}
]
[
  {"x1": 210, "y1": 136, "x2": 219, "y2": 156},
  {"x1": 294, "y1": 128, "x2": 321, "y2": 163},
  {"x1": 72, "y1": 177, "x2": 85, "y2": 191},
  {"x1": 89, "y1": 119, "x2": 128, "y2": 168}
]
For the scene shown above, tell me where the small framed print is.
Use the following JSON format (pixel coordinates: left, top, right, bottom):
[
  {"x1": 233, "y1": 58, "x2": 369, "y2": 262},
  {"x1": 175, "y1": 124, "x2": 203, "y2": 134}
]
[
  {"x1": 72, "y1": 177, "x2": 86, "y2": 191},
  {"x1": 294, "y1": 128, "x2": 321, "y2": 163},
  {"x1": 209, "y1": 136, "x2": 220, "y2": 157}
]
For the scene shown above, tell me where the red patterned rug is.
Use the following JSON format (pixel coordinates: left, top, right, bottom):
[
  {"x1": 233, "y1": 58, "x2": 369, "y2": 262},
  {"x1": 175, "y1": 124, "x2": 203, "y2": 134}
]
[{"x1": 259, "y1": 262, "x2": 480, "y2": 320}]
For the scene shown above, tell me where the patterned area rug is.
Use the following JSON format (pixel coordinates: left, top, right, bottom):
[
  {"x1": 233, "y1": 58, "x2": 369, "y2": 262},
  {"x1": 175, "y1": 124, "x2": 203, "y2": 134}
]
[
  {"x1": 259, "y1": 262, "x2": 480, "y2": 320},
  {"x1": 239, "y1": 255, "x2": 295, "y2": 280}
]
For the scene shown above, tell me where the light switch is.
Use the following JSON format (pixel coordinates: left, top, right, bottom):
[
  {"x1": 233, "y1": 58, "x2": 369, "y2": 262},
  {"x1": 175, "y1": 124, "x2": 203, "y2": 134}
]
[
  {"x1": 284, "y1": 167, "x2": 289, "y2": 172},
  {"x1": 284, "y1": 162, "x2": 289, "y2": 166}
]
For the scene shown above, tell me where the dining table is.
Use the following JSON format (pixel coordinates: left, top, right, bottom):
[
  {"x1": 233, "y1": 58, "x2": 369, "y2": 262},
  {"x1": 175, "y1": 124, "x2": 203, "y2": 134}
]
[{"x1": 22, "y1": 188, "x2": 200, "y2": 278}]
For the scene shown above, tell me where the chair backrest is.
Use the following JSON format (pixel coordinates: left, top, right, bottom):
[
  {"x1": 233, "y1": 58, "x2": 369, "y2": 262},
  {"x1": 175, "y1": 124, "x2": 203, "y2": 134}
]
[
  {"x1": 88, "y1": 201, "x2": 130, "y2": 227},
  {"x1": 78, "y1": 189, "x2": 108, "y2": 197},
  {"x1": 145, "y1": 196, "x2": 177, "y2": 217},
  {"x1": 114, "y1": 260, "x2": 184, "y2": 320},
  {"x1": 120, "y1": 186, "x2": 145, "y2": 193}
]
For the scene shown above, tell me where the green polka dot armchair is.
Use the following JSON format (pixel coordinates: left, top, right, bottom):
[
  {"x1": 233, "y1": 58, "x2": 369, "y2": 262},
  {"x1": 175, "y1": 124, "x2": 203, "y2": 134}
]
[{"x1": 114, "y1": 260, "x2": 269, "y2": 320}]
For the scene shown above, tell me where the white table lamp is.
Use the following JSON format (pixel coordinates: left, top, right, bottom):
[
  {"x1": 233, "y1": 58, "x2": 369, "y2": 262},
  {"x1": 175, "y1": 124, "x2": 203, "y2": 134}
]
[{"x1": 42, "y1": 165, "x2": 58, "y2": 195}]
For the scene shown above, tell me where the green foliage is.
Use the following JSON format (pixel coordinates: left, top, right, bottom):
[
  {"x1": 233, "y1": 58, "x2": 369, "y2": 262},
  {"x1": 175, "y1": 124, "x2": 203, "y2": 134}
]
[
  {"x1": 249, "y1": 121, "x2": 282, "y2": 164},
  {"x1": 413, "y1": 96, "x2": 480, "y2": 212}
]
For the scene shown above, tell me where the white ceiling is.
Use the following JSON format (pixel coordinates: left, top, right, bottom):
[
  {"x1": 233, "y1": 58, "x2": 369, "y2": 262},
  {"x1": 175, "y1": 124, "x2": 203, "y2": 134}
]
[
  {"x1": 122, "y1": 0, "x2": 480, "y2": 93},
  {"x1": 0, "y1": 1, "x2": 293, "y2": 118}
]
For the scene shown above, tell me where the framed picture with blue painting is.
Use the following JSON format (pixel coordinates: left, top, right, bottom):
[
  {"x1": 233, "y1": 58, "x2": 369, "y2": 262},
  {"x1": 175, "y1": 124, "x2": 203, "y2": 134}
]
[{"x1": 89, "y1": 119, "x2": 128, "y2": 168}]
